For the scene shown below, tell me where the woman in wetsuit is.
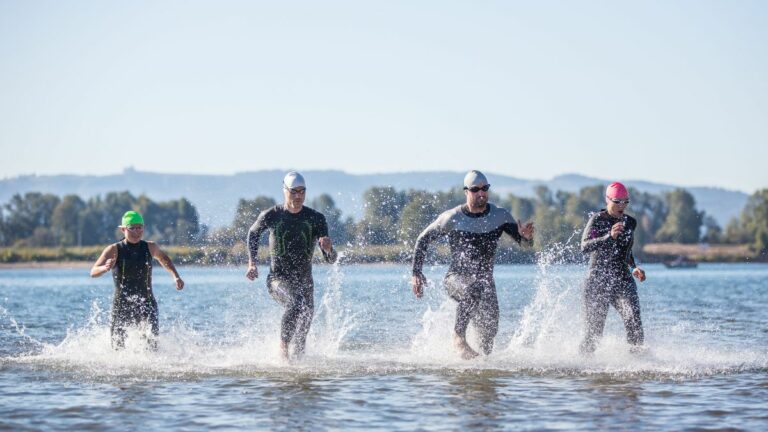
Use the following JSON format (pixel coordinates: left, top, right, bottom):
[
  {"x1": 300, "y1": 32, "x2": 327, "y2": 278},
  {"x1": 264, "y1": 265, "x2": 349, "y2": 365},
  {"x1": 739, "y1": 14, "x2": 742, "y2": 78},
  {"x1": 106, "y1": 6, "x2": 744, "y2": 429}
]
[
  {"x1": 579, "y1": 182, "x2": 647, "y2": 354},
  {"x1": 90, "y1": 211, "x2": 184, "y2": 349}
]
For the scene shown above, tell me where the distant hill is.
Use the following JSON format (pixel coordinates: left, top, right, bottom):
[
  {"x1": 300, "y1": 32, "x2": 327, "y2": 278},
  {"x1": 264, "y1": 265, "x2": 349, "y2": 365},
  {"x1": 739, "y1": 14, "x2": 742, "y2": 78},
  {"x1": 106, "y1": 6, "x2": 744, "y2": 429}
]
[{"x1": 0, "y1": 168, "x2": 750, "y2": 228}]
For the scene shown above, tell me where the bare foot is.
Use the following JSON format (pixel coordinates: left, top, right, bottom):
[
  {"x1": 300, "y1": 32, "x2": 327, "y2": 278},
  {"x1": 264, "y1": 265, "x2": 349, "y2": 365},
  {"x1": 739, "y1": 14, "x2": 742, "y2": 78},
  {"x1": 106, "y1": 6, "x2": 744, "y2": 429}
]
[{"x1": 453, "y1": 334, "x2": 479, "y2": 360}]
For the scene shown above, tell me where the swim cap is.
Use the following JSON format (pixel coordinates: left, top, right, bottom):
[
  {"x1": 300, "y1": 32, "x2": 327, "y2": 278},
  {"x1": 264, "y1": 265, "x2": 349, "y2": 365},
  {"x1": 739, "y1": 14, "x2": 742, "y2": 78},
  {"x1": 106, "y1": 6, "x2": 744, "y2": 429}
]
[
  {"x1": 283, "y1": 171, "x2": 306, "y2": 189},
  {"x1": 463, "y1": 170, "x2": 488, "y2": 188},
  {"x1": 121, "y1": 211, "x2": 144, "y2": 227},
  {"x1": 606, "y1": 182, "x2": 629, "y2": 199}
]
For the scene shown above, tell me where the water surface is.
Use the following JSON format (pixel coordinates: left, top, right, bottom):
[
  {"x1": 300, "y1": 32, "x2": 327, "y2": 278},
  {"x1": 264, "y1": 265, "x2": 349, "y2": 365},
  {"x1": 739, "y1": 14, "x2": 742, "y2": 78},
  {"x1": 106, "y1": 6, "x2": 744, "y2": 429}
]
[{"x1": 1, "y1": 262, "x2": 767, "y2": 430}]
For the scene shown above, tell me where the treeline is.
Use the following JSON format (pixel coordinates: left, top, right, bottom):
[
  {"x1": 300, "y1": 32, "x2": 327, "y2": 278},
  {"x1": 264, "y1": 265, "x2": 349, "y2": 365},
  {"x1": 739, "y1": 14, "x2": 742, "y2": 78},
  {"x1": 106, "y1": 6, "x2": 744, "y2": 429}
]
[
  {"x1": 0, "y1": 192, "x2": 199, "y2": 247},
  {"x1": 1, "y1": 186, "x2": 767, "y2": 260}
]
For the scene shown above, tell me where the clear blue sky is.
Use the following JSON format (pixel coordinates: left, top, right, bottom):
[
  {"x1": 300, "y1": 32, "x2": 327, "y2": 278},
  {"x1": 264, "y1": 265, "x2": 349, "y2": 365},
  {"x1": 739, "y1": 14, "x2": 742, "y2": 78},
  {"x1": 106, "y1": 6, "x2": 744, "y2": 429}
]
[{"x1": 1, "y1": 1, "x2": 766, "y2": 193}]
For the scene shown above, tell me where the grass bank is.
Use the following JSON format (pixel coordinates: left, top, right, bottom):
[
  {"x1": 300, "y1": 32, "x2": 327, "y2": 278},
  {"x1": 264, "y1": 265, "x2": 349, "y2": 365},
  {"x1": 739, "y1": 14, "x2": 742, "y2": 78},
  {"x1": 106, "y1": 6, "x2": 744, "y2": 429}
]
[{"x1": 0, "y1": 243, "x2": 762, "y2": 267}]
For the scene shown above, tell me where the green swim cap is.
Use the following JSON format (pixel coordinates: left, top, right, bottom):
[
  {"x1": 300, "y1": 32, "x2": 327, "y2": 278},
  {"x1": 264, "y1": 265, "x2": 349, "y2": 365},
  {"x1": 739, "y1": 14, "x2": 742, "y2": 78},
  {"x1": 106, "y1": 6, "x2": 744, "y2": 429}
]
[{"x1": 121, "y1": 211, "x2": 144, "y2": 227}]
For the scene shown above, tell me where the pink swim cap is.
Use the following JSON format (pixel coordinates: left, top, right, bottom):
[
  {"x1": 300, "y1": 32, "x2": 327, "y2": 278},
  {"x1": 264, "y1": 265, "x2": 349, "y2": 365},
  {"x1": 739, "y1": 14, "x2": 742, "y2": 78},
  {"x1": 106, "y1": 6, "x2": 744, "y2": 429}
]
[{"x1": 606, "y1": 182, "x2": 629, "y2": 199}]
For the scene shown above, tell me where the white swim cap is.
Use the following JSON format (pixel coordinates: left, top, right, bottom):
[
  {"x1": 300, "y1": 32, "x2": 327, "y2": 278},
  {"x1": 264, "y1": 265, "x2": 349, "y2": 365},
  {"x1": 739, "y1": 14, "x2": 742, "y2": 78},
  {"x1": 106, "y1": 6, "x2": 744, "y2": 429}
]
[
  {"x1": 283, "y1": 171, "x2": 306, "y2": 189},
  {"x1": 463, "y1": 170, "x2": 488, "y2": 188}
]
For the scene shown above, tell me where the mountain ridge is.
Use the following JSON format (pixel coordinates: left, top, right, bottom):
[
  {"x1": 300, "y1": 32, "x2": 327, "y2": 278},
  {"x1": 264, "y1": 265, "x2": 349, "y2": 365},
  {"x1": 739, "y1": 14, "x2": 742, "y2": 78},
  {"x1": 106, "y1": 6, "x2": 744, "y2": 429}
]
[{"x1": 0, "y1": 168, "x2": 749, "y2": 228}]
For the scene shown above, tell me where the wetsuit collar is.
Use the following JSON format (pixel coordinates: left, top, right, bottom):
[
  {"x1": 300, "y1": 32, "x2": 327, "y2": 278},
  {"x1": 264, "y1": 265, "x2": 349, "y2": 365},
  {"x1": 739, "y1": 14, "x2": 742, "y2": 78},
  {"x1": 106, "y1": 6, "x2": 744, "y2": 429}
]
[
  {"x1": 282, "y1": 204, "x2": 305, "y2": 215},
  {"x1": 461, "y1": 204, "x2": 491, "y2": 218}
]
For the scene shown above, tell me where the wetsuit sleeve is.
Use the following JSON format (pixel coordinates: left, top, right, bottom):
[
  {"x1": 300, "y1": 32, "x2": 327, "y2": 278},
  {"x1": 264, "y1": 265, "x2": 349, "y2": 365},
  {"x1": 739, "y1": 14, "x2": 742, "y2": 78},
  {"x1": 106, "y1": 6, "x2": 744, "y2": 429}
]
[
  {"x1": 317, "y1": 214, "x2": 338, "y2": 264},
  {"x1": 626, "y1": 219, "x2": 637, "y2": 268},
  {"x1": 627, "y1": 250, "x2": 637, "y2": 269},
  {"x1": 580, "y1": 214, "x2": 612, "y2": 253},
  {"x1": 247, "y1": 210, "x2": 270, "y2": 263},
  {"x1": 411, "y1": 219, "x2": 445, "y2": 277},
  {"x1": 502, "y1": 221, "x2": 534, "y2": 247}
]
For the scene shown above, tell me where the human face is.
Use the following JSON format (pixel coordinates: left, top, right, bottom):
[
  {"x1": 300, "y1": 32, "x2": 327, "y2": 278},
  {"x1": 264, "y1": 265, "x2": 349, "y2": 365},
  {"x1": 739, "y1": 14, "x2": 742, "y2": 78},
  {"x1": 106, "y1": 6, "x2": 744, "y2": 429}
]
[
  {"x1": 121, "y1": 224, "x2": 144, "y2": 243},
  {"x1": 283, "y1": 186, "x2": 306, "y2": 212},
  {"x1": 606, "y1": 196, "x2": 630, "y2": 218},
  {"x1": 464, "y1": 183, "x2": 489, "y2": 211}
]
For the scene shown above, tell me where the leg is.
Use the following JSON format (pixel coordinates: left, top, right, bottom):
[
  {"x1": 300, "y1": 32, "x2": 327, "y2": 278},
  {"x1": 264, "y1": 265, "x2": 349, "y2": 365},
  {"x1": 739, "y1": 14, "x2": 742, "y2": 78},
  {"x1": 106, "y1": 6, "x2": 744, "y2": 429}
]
[
  {"x1": 110, "y1": 300, "x2": 129, "y2": 350},
  {"x1": 580, "y1": 282, "x2": 610, "y2": 354},
  {"x1": 269, "y1": 277, "x2": 298, "y2": 355},
  {"x1": 612, "y1": 281, "x2": 644, "y2": 348},
  {"x1": 143, "y1": 298, "x2": 160, "y2": 351},
  {"x1": 444, "y1": 273, "x2": 481, "y2": 359},
  {"x1": 293, "y1": 283, "x2": 315, "y2": 356},
  {"x1": 111, "y1": 322, "x2": 127, "y2": 350},
  {"x1": 270, "y1": 277, "x2": 311, "y2": 359},
  {"x1": 471, "y1": 281, "x2": 499, "y2": 355}
]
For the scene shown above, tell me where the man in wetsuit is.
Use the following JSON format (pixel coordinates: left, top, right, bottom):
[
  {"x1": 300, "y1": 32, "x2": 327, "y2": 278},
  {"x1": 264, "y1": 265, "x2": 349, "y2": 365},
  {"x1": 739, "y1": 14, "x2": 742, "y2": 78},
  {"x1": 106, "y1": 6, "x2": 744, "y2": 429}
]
[
  {"x1": 90, "y1": 211, "x2": 184, "y2": 349},
  {"x1": 411, "y1": 170, "x2": 535, "y2": 359},
  {"x1": 579, "y1": 182, "x2": 647, "y2": 354},
  {"x1": 246, "y1": 171, "x2": 338, "y2": 360}
]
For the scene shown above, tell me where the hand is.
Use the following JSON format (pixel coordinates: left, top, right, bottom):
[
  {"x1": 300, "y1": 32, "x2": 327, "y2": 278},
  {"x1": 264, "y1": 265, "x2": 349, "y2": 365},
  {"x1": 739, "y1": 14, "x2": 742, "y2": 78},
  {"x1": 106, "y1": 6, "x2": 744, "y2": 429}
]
[
  {"x1": 633, "y1": 267, "x2": 646, "y2": 282},
  {"x1": 103, "y1": 258, "x2": 115, "y2": 271},
  {"x1": 610, "y1": 223, "x2": 625, "y2": 239},
  {"x1": 246, "y1": 264, "x2": 258, "y2": 280},
  {"x1": 518, "y1": 220, "x2": 534, "y2": 240},
  {"x1": 319, "y1": 236, "x2": 333, "y2": 253},
  {"x1": 412, "y1": 274, "x2": 425, "y2": 298},
  {"x1": 174, "y1": 277, "x2": 184, "y2": 290}
]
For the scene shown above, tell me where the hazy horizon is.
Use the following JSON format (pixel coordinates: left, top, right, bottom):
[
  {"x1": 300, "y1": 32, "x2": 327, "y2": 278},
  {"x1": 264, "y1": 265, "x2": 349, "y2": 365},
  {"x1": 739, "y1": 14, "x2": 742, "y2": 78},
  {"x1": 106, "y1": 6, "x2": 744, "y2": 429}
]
[{"x1": 0, "y1": 166, "x2": 758, "y2": 194}]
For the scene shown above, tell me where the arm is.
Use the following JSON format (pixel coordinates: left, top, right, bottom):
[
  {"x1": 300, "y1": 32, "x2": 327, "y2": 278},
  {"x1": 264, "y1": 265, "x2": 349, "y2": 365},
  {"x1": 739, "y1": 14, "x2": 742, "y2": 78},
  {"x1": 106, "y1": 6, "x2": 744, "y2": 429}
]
[
  {"x1": 148, "y1": 242, "x2": 184, "y2": 290},
  {"x1": 90, "y1": 244, "x2": 117, "y2": 278},
  {"x1": 319, "y1": 237, "x2": 338, "y2": 263},
  {"x1": 317, "y1": 215, "x2": 338, "y2": 264},
  {"x1": 246, "y1": 211, "x2": 269, "y2": 280},
  {"x1": 411, "y1": 220, "x2": 443, "y2": 298},
  {"x1": 630, "y1": 247, "x2": 646, "y2": 281},
  {"x1": 580, "y1": 214, "x2": 613, "y2": 253},
  {"x1": 626, "y1": 225, "x2": 646, "y2": 282},
  {"x1": 502, "y1": 220, "x2": 534, "y2": 247}
]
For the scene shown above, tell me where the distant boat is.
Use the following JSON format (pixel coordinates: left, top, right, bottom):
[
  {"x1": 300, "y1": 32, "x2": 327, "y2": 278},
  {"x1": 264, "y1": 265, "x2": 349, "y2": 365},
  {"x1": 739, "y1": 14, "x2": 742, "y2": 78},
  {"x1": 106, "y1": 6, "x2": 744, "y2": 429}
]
[{"x1": 663, "y1": 256, "x2": 698, "y2": 269}]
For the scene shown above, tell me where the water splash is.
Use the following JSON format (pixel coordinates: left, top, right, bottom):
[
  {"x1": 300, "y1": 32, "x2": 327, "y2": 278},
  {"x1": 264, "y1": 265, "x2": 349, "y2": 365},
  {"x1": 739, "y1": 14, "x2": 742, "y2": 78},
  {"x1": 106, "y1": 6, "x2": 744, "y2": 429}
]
[
  {"x1": 309, "y1": 252, "x2": 357, "y2": 358},
  {"x1": 0, "y1": 304, "x2": 45, "y2": 349},
  {"x1": 509, "y1": 234, "x2": 582, "y2": 350}
]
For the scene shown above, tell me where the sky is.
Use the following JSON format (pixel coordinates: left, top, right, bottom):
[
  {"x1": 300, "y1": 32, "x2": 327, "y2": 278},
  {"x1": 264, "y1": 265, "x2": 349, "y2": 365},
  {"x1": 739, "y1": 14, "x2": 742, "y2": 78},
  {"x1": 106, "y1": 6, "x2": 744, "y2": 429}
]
[{"x1": 0, "y1": 0, "x2": 766, "y2": 193}]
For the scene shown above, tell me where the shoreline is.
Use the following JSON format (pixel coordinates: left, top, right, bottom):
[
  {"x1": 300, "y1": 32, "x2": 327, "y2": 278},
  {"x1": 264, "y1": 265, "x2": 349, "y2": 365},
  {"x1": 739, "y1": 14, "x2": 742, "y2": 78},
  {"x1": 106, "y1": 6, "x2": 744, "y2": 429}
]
[
  {"x1": 2, "y1": 260, "x2": 765, "y2": 270},
  {"x1": 0, "y1": 261, "x2": 92, "y2": 269}
]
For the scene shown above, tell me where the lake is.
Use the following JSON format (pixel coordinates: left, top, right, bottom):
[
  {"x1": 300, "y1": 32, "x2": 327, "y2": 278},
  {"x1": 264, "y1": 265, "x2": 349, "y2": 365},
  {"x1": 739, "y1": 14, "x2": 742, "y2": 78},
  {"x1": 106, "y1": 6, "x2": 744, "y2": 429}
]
[{"x1": 1, "y1": 261, "x2": 767, "y2": 430}]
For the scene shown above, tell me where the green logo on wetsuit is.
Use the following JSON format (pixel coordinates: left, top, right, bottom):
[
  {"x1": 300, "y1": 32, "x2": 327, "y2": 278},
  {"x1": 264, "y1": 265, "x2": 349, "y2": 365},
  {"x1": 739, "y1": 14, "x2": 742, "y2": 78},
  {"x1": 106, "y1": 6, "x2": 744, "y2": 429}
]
[{"x1": 273, "y1": 220, "x2": 314, "y2": 258}]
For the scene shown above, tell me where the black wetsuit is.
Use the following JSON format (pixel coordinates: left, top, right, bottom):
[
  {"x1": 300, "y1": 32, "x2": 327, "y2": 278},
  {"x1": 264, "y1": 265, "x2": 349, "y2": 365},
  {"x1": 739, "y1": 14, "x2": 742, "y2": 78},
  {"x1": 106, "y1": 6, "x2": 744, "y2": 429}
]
[
  {"x1": 580, "y1": 210, "x2": 644, "y2": 353},
  {"x1": 248, "y1": 205, "x2": 337, "y2": 353},
  {"x1": 412, "y1": 203, "x2": 533, "y2": 354},
  {"x1": 110, "y1": 239, "x2": 158, "y2": 349}
]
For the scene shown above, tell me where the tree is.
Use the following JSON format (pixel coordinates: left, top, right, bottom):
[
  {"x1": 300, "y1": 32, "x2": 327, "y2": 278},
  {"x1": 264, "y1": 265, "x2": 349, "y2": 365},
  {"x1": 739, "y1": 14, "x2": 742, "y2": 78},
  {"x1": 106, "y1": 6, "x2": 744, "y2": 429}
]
[
  {"x1": 2, "y1": 192, "x2": 61, "y2": 246},
  {"x1": 216, "y1": 196, "x2": 278, "y2": 246},
  {"x1": 84, "y1": 192, "x2": 137, "y2": 244},
  {"x1": 51, "y1": 195, "x2": 86, "y2": 246},
  {"x1": 500, "y1": 194, "x2": 536, "y2": 224},
  {"x1": 357, "y1": 187, "x2": 406, "y2": 245},
  {"x1": 310, "y1": 194, "x2": 349, "y2": 244},
  {"x1": 655, "y1": 189, "x2": 703, "y2": 244},
  {"x1": 701, "y1": 215, "x2": 722, "y2": 244},
  {"x1": 398, "y1": 190, "x2": 440, "y2": 246},
  {"x1": 531, "y1": 186, "x2": 572, "y2": 248},
  {"x1": 625, "y1": 189, "x2": 667, "y2": 249},
  {"x1": 564, "y1": 185, "x2": 604, "y2": 231},
  {"x1": 737, "y1": 189, "x2": 768, "y2": 254}
]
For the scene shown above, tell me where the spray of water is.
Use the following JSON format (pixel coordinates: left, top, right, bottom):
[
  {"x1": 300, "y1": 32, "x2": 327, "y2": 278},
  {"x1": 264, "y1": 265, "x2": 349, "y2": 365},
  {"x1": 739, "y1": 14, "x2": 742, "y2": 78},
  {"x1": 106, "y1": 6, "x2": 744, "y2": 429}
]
[
  {"x1": 309, "y1": 251, "x2": 357, "y2": 358},
  {"x1": 1, "y1": 304, "x2": 45, "y2": 349},
  {"x1": 509, "y1": 232, "x2": 582, "y2": 351}
]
